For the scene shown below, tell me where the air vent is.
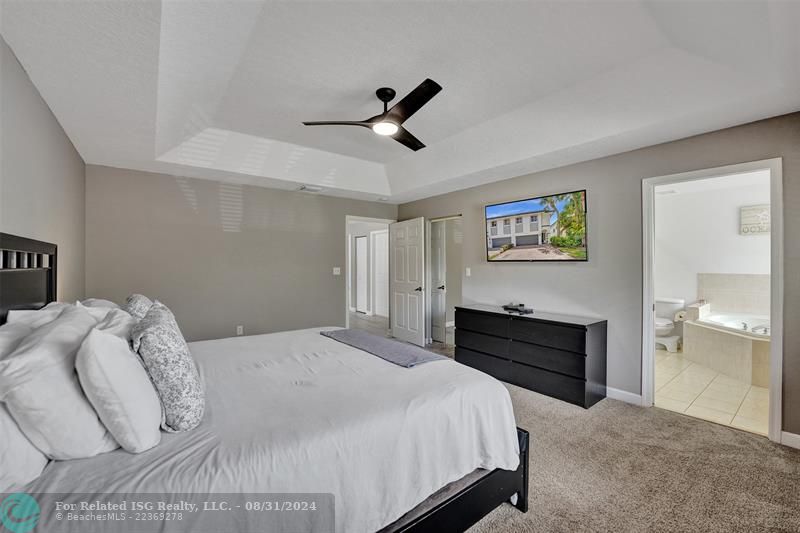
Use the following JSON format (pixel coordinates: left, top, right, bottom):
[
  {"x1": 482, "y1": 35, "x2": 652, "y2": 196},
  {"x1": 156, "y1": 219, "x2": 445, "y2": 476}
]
[{"x1": 297, "y1": 185, "x2": 324, "y2": 193}]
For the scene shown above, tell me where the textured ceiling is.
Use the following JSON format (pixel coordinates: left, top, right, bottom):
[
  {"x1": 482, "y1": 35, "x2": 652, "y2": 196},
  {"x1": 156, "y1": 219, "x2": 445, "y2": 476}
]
[{"x1": 2, "y1": 0, "x2": 799, "y2": 202}]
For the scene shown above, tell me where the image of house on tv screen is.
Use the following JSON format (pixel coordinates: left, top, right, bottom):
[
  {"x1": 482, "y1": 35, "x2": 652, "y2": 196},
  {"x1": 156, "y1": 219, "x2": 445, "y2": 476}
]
[{"x1": 485, "y1": 190, "x2": 587, "y2": 261}]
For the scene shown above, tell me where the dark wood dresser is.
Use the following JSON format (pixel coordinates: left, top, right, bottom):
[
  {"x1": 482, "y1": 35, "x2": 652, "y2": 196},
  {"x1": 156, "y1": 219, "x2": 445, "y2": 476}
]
[{"x1": 455, "y1": 304, "x2": 607, "y2": 408}]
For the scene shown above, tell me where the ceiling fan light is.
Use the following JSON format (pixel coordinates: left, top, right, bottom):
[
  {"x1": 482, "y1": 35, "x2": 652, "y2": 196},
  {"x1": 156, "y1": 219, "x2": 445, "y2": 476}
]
[{"x1": 372, "y1": 121, "x2": 399, "y2": 136}]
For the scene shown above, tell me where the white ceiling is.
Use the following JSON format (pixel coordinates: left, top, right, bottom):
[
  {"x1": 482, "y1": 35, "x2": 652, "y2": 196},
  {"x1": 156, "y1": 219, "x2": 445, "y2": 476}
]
[{"x1": 2, "y1": 0, "x2": 799, "y2": 203}]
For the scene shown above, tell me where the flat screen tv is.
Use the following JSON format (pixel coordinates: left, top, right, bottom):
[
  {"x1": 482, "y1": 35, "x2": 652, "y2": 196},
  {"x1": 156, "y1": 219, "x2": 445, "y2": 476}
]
[{"x1": 485, "y1": 190, "x2": 587, "y2": 262}]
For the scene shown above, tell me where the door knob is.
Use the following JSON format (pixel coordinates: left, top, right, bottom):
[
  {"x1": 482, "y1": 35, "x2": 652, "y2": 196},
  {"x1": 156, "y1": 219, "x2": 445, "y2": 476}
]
[
  {"x1": 437, "y1": 285, "x2": 445, "y2": 290},
  {"x1": 414, "y1": 286, "x2": 423, "y2": 292}
]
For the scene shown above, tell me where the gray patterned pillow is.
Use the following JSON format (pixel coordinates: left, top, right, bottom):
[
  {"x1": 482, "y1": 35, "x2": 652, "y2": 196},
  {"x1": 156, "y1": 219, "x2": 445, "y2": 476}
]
[
  {"x1": 123, "y1": 294, "x2": 153, "y2": 320},
  {"x1": 131, "y1": 302, "x2": 204, "y2": 432}
]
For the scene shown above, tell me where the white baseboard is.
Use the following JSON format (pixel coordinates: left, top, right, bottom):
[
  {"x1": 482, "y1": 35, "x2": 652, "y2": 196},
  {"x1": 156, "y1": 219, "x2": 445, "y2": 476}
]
[
  {"x1": 606, "y1": 387, "x2": 643, "y2": 406},
  {"x1": 781, "y1": 431, "x2": 800, "y2": 450}
]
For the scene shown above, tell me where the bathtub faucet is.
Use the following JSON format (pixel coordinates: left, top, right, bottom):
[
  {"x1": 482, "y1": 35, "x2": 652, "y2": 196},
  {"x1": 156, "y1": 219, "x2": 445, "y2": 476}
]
[
  {"x1": 741, "y1": 322, "x2": 748, "y2": 331},
  {"x1": 752, "y1": 325, "x2": 770, "y2": 335}
]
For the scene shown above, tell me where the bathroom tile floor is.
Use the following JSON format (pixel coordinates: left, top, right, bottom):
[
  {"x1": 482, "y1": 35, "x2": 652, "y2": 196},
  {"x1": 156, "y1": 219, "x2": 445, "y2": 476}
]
[{"x1": 654, "y1": 350, "x2": 769, "y2": 436}]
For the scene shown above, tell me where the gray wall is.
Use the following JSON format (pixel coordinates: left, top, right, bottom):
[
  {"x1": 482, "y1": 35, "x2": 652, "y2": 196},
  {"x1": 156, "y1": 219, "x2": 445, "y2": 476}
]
[
  {"x1": 0, "y1": 38, "x2": 85, "y2": 301},
  {"x1": 399, "y1": 112, "x2": 800, "y2": 434},
  {"x1": 85, "y1": 165, "x2": 397, "y2": 342}
]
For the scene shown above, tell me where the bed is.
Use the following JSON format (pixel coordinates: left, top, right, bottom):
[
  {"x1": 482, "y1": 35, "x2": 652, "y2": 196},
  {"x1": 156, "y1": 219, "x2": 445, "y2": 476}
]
[{"x1": 1, "y1": 233, "x2": 529, "y2": 533}]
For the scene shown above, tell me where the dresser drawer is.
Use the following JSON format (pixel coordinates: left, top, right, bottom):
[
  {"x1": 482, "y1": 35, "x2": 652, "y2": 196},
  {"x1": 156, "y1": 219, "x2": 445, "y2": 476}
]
[
  {"x1": 456, "y1": 310, "x2": 510, "y2": 337},
  {"x1": 510, "y1": 318, "x2": 586, "y2": 353},
  {"x1": 456, "y1": 329, "x2": 509, "y2": 358},
  {"x1": 509, "y1": 341, "x2": 586, "y2": 379},
  {"x1": 506, "y1": 364, "x2": 587, "y2": 406},
  {"x1": 455, "y1": 347, "x2": 514, "y2": 383}
]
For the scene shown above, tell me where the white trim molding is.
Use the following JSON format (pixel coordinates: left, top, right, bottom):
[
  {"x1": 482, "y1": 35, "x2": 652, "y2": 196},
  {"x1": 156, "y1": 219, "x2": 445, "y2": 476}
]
[
  {"x1": 781, "y1": 432, "x2": 800, "y2": 450},
  {"x1": 641, "y1": 158, "x2": 784, "y2": 443},
  {"x1": 606, "y1": 387, "x2": 644, "y2": 406}
]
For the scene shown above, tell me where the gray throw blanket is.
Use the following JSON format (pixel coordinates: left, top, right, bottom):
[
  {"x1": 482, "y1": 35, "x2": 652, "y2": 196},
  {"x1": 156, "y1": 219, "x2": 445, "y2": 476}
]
[{"x1": 320, "y1": 328, "x2": 448, "y2": 368}]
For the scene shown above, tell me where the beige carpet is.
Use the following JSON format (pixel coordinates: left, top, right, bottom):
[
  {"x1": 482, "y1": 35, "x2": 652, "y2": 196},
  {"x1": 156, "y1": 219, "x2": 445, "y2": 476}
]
[{"x1": 469, "y1": 384, "x2": 800, "y2": 533}]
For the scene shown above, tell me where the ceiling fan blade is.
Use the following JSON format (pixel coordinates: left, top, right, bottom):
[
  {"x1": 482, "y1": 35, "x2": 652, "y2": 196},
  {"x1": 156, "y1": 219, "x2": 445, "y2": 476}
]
[
  {"x1": 385, "y1": 78, "x2": 442, "y2": 124},
  {"x1": 392, "y1": 126, "x2": 425, "y2": 151},
  {"x1": 302, "y1": 120, "x2": 372, "y2": 128}
]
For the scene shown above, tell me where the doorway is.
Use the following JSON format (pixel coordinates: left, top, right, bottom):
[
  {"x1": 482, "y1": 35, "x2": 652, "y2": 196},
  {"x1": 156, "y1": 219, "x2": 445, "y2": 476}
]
[
  {"x1": 642, "y1": 159, "x2": 783, "y2": 442},
  {"x1": 346, "y1": 216, "x2": 394, "y2": 337},
  {"x1": 429, "y1": 216, "x2": 463, "y2": 348}
]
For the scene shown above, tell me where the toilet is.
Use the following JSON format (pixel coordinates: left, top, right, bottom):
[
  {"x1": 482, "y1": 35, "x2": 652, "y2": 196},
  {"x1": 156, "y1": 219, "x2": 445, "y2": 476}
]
[{"x1": 655, "y1": 297, "x2": 685, "y2": 353}]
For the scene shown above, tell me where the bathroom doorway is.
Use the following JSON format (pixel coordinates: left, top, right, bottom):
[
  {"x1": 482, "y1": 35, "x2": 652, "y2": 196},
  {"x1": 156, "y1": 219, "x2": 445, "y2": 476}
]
[{"x1": 642, "y1": 159, "x2": 783, "y2": 441}]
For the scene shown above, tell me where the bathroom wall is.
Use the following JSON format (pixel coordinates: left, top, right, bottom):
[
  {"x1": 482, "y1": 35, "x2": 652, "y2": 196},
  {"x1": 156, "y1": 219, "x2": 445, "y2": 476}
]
[
  {"x1": 697, "y1": 273, "x2": 770, "y2": 315},
  {"x1": 654, "y1": 171, "x2": 770, "y2": 309}
]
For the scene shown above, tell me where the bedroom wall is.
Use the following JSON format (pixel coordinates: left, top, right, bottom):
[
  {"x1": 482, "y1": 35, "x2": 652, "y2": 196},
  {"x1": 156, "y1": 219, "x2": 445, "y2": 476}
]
[
  {"x1": 85, "y1": 165, "x2": 397, "y2": 342},
  {"x1": 398, "y1": 112, "x2": 800, "y2": 434},
  {"x1": 0, "y1": 37, "x2": 85, "y2": 301}
]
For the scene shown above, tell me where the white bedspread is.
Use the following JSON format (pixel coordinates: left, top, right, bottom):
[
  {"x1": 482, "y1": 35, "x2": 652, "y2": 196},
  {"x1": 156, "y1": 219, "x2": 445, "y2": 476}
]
[{"x1": 25, "y1": 328, "x2": 520, "y2": 532}]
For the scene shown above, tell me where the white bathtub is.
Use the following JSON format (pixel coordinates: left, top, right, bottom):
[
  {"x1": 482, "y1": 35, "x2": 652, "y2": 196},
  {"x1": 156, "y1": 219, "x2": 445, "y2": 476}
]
[{"x1": 695, "y1": 312, "x2": 770, "y2": 340}]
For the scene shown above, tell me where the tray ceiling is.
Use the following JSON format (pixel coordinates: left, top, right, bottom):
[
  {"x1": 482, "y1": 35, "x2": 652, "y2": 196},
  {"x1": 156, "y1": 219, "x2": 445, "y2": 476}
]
[{"x1": 2, "y1": 0, "x2": 799, "y2": 202}]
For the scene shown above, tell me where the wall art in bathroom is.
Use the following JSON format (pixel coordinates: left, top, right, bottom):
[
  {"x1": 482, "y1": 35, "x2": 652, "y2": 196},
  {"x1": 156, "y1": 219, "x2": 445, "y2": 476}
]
[{"x1": 739, "y1": 204, "x2": 770, "y2": 235}]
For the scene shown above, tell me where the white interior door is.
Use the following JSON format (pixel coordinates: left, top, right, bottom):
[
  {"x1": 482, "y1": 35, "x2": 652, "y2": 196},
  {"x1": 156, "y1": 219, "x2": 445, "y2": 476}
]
[
  {"x1": 355, "y1": 236, "x2": 368, "y2": 313},
  {"x1": 430, "y1": 221, "x2": 447, "y2": 343},
  {"x1": 373, "y1": 230, "x2": 389, "y2": 317},
  {"x1": 390, "y1": 218, "x2": 425, "y2": 346}
]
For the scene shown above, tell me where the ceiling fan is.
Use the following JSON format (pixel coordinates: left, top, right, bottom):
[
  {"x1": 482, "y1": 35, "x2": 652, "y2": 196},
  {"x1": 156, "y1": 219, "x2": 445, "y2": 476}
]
[{"x1": 302, "y1": 78, "x2": 442, "y2": 151}]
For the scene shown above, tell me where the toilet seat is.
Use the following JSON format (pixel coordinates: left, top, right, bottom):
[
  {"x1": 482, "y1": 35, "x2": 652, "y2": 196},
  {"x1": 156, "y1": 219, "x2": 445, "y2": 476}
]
[{"x1": 655, "y1": 317, "x2": 673, "y2": 328}]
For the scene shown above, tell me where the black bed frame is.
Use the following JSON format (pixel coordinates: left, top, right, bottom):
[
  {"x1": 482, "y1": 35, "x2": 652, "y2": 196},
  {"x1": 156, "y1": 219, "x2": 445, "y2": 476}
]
[
  {"x1": 0, "y1": 233, "x2": 57, "y2": 324},
  {"x1": 0, "y1": 232, "x2": 529, "y2": 532},
  {"x1": 386, "y1": 428, "x2": 529, "y2": 532}
]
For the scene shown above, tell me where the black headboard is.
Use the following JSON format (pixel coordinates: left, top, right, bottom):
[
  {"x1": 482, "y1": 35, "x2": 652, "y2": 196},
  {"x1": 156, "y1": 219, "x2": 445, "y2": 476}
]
[{"x1": 0, "y1": 233, "x2": 57, "y2": 324}]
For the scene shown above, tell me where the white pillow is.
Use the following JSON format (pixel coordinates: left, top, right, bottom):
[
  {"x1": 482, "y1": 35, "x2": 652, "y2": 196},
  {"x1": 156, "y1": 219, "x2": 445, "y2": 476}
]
[
  {"x1": 0, "y1": 305, "x2": 119, "y2": 459},
  {"x1": 94, "y1": 308, "x2": 137, "y2": 339},
  {"x1": 0, "y1": 406, "x2": 48, "y2": 491},
  {"x1": 5, "y1": 301, "x2": 71, "y2": 329},
  {"x1": 76, "y1": 329, "x2": 161, "y2": 453},
  {"x1": 0, "y1": 322, "x2": 48, "y2": 491},
  {"x1": 77, "y1": 301, "x2": 128, "y2": 324},
  {"x1": 80, "y1": 298, "x2": 120, "y2": 309}
]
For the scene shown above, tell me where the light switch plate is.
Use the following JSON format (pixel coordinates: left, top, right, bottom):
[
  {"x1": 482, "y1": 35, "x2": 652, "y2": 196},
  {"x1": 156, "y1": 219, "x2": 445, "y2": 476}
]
[
  {"x1": 333, "y1": 267, "x2": 341, "y2": 276},
  {"x1": 465, "y1": 267, "x2": 471, "y2": 277},
  {"x1": 236, "y1": 325, "x2": 244, "y2": 336}
]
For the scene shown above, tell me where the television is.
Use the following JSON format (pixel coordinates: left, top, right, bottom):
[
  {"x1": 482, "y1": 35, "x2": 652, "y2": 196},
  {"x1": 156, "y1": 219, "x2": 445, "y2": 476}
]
[{"x1": 485, "y1": 189, "x2": 587, "y2": 262}]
